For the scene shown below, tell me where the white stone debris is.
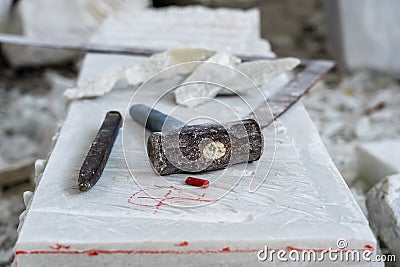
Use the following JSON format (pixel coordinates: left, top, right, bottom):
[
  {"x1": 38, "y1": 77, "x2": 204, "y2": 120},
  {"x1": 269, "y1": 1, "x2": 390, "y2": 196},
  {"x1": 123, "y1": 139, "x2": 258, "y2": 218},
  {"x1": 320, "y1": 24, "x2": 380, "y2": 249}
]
[
  {"x1": 303, "y1": 72, "x2": 400, "y2": 185},
  {"x1": 0, "y1": 93, "x2": 50, "y2": 162},
  {"x1": 0, "y1": 195, "x2": 25, "y2": 265},
  {"x1": 44, "y1": 71, "x2": 75, "y2": 118},
  {"x1": 66, "y1": 47, "x2": 299, "y2": 108},
  {"x1": 2, "y1": 0, "x2": 149, "y2": 66},
  {"x1": 63, "y1": 66, "x2": 127, "y2": 99},
  {"x1": 174, "y1": 49, "x2": 240, "y2": 107},
  {"x1": 34, "y1": 159, "x2": 46, "y2": 183},
  {"x1": 64, "y1": 47, "x2": 216, "y2": 99},
  {"x1": 366, "y1": 174, "x2": 400, "y2": 262},
  {"x1": 357, "y1": 140, "x2": 400, "y2": 188},
  {"x1": 226, "y1": 57, "x2": 301, "y2": 95},
  {"x1": 65, "y1": 5, "x2": 275, "y2": 100},
  {"x1": 0, "y1": 72, "x2": 75, "y2": 174},
  {"x1": 175, "y1": 55, "x2": 300, "y2": 107},
  {"x1": 22, "y1": 191, "x2": 33, "y2": 207}
]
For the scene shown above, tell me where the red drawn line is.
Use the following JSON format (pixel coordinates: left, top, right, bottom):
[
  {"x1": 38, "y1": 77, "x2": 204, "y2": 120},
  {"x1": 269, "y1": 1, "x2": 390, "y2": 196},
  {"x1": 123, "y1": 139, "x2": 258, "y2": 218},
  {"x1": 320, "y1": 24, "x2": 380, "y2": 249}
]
[
  {"x1": 15, "y1": 247, "x2": 259, "y2": 256},
  {"x1": 137, "y1": 196, "x2": 214, "y2": 203},
  {"x1": 15, "y1": 244, "x2": 374, "y2": 257},
  {"x1": 14, "y1": 244, "x2": 375, "y2": 266},
  {"x1": 153, "y1": 189, "x2": 172, "y2": 214},
  {"x1": 127, "y1": 185, "x2": 215, "y2": 213}
]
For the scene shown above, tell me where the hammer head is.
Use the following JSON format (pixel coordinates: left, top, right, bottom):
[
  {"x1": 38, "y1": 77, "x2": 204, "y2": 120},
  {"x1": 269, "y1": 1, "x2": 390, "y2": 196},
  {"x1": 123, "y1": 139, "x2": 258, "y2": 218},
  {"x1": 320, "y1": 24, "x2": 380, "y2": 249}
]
[{"x1": 147, "y1": 119, "x2": 263, "y2": 175}]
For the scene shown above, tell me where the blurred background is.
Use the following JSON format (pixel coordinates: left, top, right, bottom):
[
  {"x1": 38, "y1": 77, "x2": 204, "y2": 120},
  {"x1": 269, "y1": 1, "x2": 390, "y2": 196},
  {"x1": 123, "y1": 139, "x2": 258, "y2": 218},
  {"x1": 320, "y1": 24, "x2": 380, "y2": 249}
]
[{"x1": 0, "y1": 0, "x2": 399, "y2": 266}]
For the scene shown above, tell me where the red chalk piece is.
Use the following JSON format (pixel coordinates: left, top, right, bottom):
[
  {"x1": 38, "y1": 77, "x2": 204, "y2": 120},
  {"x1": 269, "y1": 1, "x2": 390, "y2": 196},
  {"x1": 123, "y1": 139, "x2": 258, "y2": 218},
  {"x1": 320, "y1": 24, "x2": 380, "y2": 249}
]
[{"x1": 185, "y1": 177, "x2": 209, "y2": 188}]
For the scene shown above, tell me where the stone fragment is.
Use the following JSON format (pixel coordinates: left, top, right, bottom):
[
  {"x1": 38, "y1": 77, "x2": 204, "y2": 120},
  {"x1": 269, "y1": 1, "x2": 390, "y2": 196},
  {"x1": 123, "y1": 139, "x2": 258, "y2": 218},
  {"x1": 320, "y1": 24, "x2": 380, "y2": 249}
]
[
  {"x1": 64, "y1": 47, "x2": 215, "y2": 99},
  {"x1": 357, "y1": 140, "x2": 400, "y2": 187},
  {"x1": 65, "y1": 6, "x2": 275, "y2": 100},
  {"x1": 22, "y1": 191, "x2": 33, "y2": 207},
  {"x1": 34, "y1": 159, "x2": 46, "y2": 179},
  {"x1": 174, "y1": 49, "x2": 239, "y2": 107},
  {"x1": 174, "y1": 56, "x2": 300, "y2": 107},
  {"x1": 124, "y1": 48, "x2": 215, "y2": 86},
  {"x1": 222, "y1": 57, "x2": 300, "y2": 95},
  {"x1": 366, "y1": 174, "x2": 400, "y2": 261}
]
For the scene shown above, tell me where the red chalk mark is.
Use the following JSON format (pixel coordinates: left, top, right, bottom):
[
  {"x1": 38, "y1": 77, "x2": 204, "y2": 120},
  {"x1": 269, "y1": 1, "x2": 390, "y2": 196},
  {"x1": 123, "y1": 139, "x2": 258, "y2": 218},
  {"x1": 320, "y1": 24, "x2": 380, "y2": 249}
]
[
  {"x1": 364, "y1": 244, "x2": 374, "y2": 251},
  {"x1": 221, "y1": 247, "x2": 230, "y2": 252},
  {"x1": 152, "y1": 189, "x2": 172, "y2": 213},
  {"x1": 49, "y1": 244, "x2": 70, "y2": 250},
  {"x1": 174, "y1": 241, "x2": 189, "y2": 247},
  {"x1": 128, "y1": 185, "x2": 215, "y2": 213},
  {"x1": 185, "y1": 177, "x2": 209, "y2": 188}
]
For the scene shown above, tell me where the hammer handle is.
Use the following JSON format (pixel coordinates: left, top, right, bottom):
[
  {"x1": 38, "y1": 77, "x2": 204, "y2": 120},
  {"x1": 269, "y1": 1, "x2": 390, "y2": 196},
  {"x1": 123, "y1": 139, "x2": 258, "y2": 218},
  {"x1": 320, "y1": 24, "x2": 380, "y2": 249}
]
[{"x1": 130, "y1": 104, "x2": 185, "y2": 132}]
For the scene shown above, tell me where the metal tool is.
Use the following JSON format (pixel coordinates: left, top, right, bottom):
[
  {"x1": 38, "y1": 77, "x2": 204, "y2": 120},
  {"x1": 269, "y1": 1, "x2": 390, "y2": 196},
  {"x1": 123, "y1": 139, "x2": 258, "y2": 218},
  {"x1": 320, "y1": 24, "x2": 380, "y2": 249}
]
[
  {"x1": 130, "y1": 104, "x2": 185, "y2": 132},
  {"x1": 130, "y1": 104, "x2": 262, "y2": 176},
  {"x1": 78, "y1": 111, "x2": 122, "y2": 192},
  {"x1": 130, "y1": 59, "x2": 334, "y2": 176},
  {"x1": 148, "y1": 119, "x2": 263, "y2": 175},
  {"x1": 247, "y1": 59, "x2": 335, "y2": 127}
]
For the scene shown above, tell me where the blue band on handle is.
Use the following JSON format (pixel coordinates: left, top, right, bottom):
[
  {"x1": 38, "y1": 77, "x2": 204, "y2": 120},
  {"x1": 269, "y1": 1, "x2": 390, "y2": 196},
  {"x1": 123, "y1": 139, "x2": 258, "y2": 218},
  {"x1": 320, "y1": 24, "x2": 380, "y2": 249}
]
[{"x1": 130, "y1": 104, "x2": 185, "y2": 132}]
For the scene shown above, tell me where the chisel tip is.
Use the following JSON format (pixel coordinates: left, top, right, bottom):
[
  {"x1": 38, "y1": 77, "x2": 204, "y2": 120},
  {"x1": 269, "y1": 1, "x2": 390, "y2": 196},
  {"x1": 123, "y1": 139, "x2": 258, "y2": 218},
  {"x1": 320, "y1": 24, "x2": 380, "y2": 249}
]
[{"x1": 78, "y1": 182, "x2": 90, "y2": 192}]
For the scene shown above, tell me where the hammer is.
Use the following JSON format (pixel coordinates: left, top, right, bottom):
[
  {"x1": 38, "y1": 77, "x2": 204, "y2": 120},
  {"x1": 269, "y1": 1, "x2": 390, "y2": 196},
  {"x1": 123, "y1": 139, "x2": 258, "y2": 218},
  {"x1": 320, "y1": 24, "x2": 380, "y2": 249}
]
[{"x1": 130, "y1": 104, "x2": 263, "y2": 175}]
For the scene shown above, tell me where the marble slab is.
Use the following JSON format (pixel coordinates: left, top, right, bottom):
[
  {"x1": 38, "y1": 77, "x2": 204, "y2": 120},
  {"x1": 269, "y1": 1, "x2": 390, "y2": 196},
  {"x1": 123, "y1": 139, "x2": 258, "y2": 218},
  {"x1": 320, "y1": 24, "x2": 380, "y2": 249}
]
[{"x1": 14, "y1": 6, "x2": 378, "y2": 267}]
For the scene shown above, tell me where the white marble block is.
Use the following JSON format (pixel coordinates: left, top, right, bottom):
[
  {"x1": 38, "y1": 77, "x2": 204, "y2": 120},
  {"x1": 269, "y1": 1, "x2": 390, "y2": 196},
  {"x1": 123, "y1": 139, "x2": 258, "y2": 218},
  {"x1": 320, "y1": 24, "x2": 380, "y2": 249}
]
[
  {"x1": 356, "y1": 140, "x2": 400, "y2": 187},
  {"x1": 324, "y1": 0, "x2": 400, "y2": 77},
  {"x1": 2, "y1": 0, "x2": 149, "y2": 66}
]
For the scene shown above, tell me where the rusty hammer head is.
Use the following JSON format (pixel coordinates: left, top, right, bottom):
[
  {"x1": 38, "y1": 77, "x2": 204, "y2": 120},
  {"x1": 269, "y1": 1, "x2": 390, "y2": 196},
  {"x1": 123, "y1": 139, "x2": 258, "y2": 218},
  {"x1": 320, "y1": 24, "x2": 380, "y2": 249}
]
[{"x1": 130, "y1": 104, "x2": 263, "y2": 176}]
